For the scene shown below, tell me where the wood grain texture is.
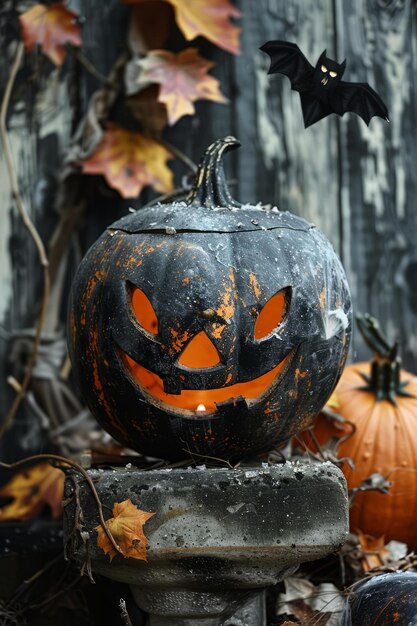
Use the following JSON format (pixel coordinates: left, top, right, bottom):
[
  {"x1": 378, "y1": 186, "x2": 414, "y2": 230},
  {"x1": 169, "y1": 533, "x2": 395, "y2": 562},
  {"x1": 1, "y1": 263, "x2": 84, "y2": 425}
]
[
  {"x1": 0, "y1": 0, "x2": 127, "y2": 458},
  {"x1": 334, "y1": 0, "x2": 417, "y2": 363},
  {"x1": 232, "y1": 0, "x2": 340, "y2": 249},
  {"x1": 0, "y1": 48, "x2": 74, "y2": 458}
]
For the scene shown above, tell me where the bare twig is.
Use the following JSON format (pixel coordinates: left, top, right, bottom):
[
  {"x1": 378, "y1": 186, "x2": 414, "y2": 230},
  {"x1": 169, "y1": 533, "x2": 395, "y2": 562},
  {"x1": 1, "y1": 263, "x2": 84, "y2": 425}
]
[
  {"x1": 305, "y1": 429, "x2": 327, "y2": 460},
  {"x1": 64, "y1": 475, "x2": 95, "y2": 582},
  {"x1": 72, "y1": 48, "x2": 115, "y2": 87},
  {"x1": 7, "y1": 553, "x2": 64, "y2": 607},
  {"x1": 181, "y1": 447, "x2": 235, "y2": 469},
  {"x1": 119, "y1": 598, "x2": 133, "y2": 626},
  {"x1": 0, "y1": 42, "x2": 51, "y2": 438},
  {"x1": 0, "y1": 453, "x2": 122, "y2": 557},
  {"x1": 26, "y1": 573, "x2": 82, "y2": 611},
  {"x1": 156, "y1": 137, "x2": 198, "y2": 174},
  {"x1": 48, "y1": 53, "x2": 127, "y2": 285},
  {"x1": 139, "y1": 186, "x2": 190, "y2": 210}
]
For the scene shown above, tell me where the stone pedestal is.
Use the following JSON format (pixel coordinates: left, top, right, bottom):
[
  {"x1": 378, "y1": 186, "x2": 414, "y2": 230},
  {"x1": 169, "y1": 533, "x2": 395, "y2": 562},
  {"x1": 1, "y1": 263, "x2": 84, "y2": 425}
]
[{"x1": 64, "y1": 462, "x2": 348, "y2": 625}]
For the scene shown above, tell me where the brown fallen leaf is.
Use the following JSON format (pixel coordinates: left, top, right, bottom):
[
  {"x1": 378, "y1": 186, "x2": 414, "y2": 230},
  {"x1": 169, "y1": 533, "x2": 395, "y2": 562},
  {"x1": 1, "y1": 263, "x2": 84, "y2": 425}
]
[
  {"x1": 127, "y1": 48, "x2": 227, "y2": 125},
  {"x1": 124, "y1": 0, "x2": 241, "y2": 54},
  {"x1": 96, "y1": 498, "x2": 155, "y2": 561},
  {"x1": 0, "y1": 462, "x2": 64, "y2": 521},
  {"x1": 357, "y1": 529, "x2": 391, "y2": 572},
  {"x1": 277, "y1": 577, "x2": 344, "y2": 626},
  {"x1": 19, "y1": 3, "x2": 82, "y2": 66},
  {"x1": 80, "y1": 123, "x2": 173, "y2": 198},
  {"x1": 127, "y1": 86, "x2": 168, "y2": 134}
]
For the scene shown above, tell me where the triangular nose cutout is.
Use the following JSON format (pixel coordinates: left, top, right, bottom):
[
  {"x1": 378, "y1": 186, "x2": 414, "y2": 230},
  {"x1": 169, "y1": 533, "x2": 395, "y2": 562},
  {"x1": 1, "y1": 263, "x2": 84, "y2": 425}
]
[{"x1": 178, "y1": 331, "x2": 220, "y2": 368}]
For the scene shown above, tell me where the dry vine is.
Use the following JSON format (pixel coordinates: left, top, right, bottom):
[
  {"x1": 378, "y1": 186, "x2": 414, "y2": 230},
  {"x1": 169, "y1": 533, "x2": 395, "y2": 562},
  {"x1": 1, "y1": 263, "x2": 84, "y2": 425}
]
[
  {"x1": 0, "y1": 453, "x2": 122, "y2": 558},
  {"x1": 0, "y1": 41, "x2": 50, "y2": 438}
]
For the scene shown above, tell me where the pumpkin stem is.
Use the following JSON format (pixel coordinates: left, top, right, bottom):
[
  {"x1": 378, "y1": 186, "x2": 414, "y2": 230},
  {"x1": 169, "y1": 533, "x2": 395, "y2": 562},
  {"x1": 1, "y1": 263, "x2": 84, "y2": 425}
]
[
  {"x1": 356, "y1": 313, "x2": 413, "y2": 403},
  {"x1": 186, "y1": 136, "x2": 242, "y2": 208}
]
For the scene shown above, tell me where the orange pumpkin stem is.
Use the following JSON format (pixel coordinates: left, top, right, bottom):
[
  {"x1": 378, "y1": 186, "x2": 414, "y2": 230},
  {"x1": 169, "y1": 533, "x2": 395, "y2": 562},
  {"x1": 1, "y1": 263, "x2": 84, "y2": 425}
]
[{"x1": 356, "y1": 313, "x2": 413, "y2": 404}]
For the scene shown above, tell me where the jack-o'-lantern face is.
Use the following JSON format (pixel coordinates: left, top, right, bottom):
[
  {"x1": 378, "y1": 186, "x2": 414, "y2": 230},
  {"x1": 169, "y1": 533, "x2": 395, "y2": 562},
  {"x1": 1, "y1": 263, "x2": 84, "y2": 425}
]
[
  {"x1": 122, "y1": 283, "x2": 293, "y2": 414},
  {"x1": 68, "y1": 137, "x2": 351, "y2": 461}
]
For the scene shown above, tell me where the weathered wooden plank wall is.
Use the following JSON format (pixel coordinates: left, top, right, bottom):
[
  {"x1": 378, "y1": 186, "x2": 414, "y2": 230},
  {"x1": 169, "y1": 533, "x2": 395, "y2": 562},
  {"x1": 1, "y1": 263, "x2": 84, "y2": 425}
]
[
  {"x1": 233, "y1": 0, "x2": 417, "y2": 365},
  {"x1": 1, "y1": 0, "x2": 417, "y2": 452},
  {"x1": 233, "y1": 0, "x2": 340, "y2": 248},
  {"x1": 0, "y1": 0, "x2": 130, "y2": 458},
  {"x1": 0, "y1": 7, "x2": 75, "y2": 458},
  {"x1": 335, "y1": 0, "x2": 417, "y2": 365}
]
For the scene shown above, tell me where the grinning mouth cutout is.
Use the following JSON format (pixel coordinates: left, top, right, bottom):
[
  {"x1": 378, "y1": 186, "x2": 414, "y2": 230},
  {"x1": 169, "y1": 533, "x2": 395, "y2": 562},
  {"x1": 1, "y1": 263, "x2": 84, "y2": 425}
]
[{"x1": 122, "y1": 349, "x2": 295, "y2": 417}]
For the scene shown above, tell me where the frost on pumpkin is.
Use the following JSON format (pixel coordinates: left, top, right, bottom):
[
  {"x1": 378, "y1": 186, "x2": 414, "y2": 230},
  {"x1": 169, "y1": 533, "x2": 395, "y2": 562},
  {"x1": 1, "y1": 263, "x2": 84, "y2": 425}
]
[{"x1": 96, "y1": 498, "x2": 155, "y2": 561}]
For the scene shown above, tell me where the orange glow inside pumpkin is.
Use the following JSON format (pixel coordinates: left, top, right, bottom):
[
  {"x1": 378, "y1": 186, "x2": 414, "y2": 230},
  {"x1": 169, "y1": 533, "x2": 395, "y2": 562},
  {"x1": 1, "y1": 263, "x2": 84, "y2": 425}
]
[
  {"x1": 132, "y1": 287, "x2": 158, "y2": 334},
  {"x1": 178, "y1": 331, "x2": 220, "y2": 368},
  {"x1": 127, "y1": 286, "x2": 290, "y2": 413},
  {"x1": 254, "y1": 290, "x2": 287, "y2": 340},
  {"x1": 124, "y1": 353, "x2": 289, "y2": 413}
]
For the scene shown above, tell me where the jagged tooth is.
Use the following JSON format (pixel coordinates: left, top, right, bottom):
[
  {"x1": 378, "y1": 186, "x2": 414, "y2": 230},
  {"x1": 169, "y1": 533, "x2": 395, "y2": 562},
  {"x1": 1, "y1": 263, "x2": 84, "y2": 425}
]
[{"x1": 215, "y1": 395, "x2": 248, "y2": 413}]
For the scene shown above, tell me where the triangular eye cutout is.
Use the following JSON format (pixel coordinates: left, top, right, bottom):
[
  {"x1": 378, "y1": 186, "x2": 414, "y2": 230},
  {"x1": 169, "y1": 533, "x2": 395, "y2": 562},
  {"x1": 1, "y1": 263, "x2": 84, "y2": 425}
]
[
  {"x1": 254, "y1": 287, "x2": 291, "y2": 340},
  {"x1": 130, "y1": 285, "x2": 158, "y2": 335},
  {"x1": 178, "y1": 331, "x2": 220, "y2": 369}
]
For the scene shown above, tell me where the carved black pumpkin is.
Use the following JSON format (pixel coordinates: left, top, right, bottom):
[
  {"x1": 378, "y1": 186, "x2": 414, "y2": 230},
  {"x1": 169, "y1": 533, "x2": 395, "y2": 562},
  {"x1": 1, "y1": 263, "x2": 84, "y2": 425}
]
[{"x1": 68, "y1": 137, "x2": 351, "y2": 461}]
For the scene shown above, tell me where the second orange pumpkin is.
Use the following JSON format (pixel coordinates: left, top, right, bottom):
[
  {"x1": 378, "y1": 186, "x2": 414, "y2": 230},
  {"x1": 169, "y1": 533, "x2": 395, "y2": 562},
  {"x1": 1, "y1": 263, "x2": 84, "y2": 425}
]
[{"x1": 302, "y1": 314, "x2": 417, "y2": 547}]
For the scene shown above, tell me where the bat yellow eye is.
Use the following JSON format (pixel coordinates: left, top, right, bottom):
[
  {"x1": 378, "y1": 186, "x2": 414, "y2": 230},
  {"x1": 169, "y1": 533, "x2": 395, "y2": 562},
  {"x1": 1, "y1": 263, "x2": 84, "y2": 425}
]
[
  {"x1": 321, "y1": 65, "x2": 328, "y2": 73},
  {"x1": 329, "y1": 71, "x2": 338, "y2": 78}
]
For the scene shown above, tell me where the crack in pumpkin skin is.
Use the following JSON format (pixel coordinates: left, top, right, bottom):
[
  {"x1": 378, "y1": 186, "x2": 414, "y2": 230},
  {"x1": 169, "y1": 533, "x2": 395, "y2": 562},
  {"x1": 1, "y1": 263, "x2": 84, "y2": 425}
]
[{"x1": 122, "y1": 350, "x2": 293, "y2": 414}]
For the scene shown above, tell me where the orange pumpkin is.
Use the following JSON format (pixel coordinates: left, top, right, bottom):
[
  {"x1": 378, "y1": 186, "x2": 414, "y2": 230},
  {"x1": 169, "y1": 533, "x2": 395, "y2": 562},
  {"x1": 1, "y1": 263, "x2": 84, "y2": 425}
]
[{"x1": 302, "y1": 313, "x2": 417, "y2": 547}]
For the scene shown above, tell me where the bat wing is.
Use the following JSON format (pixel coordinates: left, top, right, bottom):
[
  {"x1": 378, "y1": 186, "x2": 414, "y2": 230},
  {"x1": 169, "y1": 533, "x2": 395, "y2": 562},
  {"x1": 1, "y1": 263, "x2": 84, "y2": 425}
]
[
  {"x1": 260, "y1": 40, "x2": 314, "y2": 92},
  {"x1": 300, "y1": 93, "x2": 333, "y2": 128},
  {"x1": 332, "y1": 81, "x2": 389, "y2": 125}
]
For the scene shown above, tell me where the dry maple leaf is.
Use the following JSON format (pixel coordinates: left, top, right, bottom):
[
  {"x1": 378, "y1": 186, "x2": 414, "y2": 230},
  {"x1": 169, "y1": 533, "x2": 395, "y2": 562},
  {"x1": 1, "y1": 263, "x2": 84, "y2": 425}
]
[
  {"x1": 0, "y1": 462, "x2": 64, "y2": 521},
  {"x1": 357, "y1": 530, "x2": 391, "y2": 572},
  {"x1": 80, "y1": 123, "x2": 173, "y2": 198},
  {"x1": 131, "y1": 48, "x2": 227, "y2": 125},
  {"x1": 124, "y1": 0, "x2": 241, "y2": 54},
  {"x1": 19, "y1": 3, "x2": 82, "y2": 66},
  {"x1": 96, "y1": 498, "x2": 155, "y2": 561}
]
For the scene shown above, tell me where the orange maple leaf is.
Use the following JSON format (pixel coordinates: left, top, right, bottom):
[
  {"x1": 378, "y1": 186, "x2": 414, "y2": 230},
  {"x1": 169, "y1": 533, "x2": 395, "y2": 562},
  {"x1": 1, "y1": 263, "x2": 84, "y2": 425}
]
[
  {"x1": 80, "y1": 124, "x2": 173, "y2": 198},
  {"x1": 124, "y1": 0, "x2": 241, "y2": 54},
  {"x1": 132, "y1": 48, "x2": 228, "y2": 125},
  {"x1": 19, "y1": 4, "x2": 82, "y2": 66},
  {"x1": 0, "y1": 462, "x2": 64, "y2": 521},
  {"x1": 357, "y1": 530, "x2": 391, "y2": 572},
  {"x1": 96, "y1": 498, "x2": 155, "y2": 561}
]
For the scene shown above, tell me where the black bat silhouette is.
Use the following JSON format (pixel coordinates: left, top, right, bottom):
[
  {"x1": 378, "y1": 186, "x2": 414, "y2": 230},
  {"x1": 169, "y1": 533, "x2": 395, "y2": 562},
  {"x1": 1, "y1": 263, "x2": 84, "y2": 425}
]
[{"x1": 260, "y1": 40, "x2": 389, "y2": 128}]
